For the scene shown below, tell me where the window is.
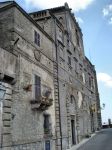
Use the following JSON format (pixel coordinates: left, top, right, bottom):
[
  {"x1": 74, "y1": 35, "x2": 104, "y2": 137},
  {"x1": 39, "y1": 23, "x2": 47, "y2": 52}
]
[
  {"x1": 34, "y1": 31, "x2": 40, "y2": 46},
  {"x1": 34, "y1": 75, "x2": 41, "y2": 100},
  {"x1": 76, "y1": 29, "x2": 79, "y2": 46},
  {"x1": 58, "y1": 28, "x2": 63, "y2": 41},
  {"x1": 79, "y1": 74, "x2": 83, "y2": 82},
  {"x1": 59, "y1": 17, "x2": 64, "y2": 24},
  {"x1": 68, "y1": 55, "x2": 71, "y2": 66},
  {"x1": 44, "y1": 114, "x2": 50, "y2": 134},
  {"x1": 92, "y1": 78, "x2": 95, "y2": 90},
  {"x1": 71, "y1": 119, "x2": 76, "y2": 145},
  {"x1": 45, "y1": 140, "x2": 50, "y2": 150},
  {"x1": 82, "y1": 73, "x2": 85, "y2": 84},
  {"x1": 74, "y1": 57, "x2": 78, "y2": 73},
  {"x1": 89, "y1": 77, "x2": 91, "y2": 86},
  {"x1": 59, "y1": 46, "x2": 64, "y2": 58},
  {"x1": 71, "y1": 95, "x2": 75, "y2": 104},
  {"x1": 67, "y1": 39, "x2": 69, "y2": 47}
]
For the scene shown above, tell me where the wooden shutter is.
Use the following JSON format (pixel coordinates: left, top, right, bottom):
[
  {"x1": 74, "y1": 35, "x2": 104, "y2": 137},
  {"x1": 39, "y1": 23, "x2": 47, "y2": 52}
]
[{"x1": 35, "y1": 75, "x2": 41, "y2": 100}]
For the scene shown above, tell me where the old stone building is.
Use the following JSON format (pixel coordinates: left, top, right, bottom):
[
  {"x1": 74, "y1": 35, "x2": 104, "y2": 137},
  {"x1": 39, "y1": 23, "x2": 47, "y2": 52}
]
[
  {"x1": 30, "y1": 2, "x2": 102, "y2": 149},
  {"x1": 0, "y1": 1, "x2": 101, "y2": 150}
]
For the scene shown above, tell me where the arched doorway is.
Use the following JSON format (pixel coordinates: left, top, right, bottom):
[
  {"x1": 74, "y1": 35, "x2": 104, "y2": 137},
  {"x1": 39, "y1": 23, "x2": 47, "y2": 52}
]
[{"x1": 70, "y1": 95, "x2": 77, "y2": 145}]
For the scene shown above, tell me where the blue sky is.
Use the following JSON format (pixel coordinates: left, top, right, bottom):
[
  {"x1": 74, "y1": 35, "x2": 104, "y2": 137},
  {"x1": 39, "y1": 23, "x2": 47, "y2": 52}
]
[
  {"x1": 74, "y1": 0, "x2": 112, "y2": 124},
  {"x1": 1, "y1": 0, "x2": 112, "y2": 124}
]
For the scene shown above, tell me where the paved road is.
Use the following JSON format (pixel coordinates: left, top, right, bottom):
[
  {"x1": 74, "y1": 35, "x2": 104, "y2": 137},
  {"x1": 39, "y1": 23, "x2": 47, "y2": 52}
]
[{"x1": 77, "y1": 128, "x2": 112, "y2": 150}]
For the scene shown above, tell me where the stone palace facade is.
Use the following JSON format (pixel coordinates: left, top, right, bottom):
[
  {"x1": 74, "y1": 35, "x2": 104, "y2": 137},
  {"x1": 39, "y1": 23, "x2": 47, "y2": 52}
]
[{"x1": 0, "y1": 1, "x2": 101, "y2": 150}]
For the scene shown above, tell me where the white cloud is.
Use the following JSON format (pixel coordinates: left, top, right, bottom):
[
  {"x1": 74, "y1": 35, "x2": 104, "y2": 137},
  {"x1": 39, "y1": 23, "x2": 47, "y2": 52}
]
[
  {"x1": 103, "y1": 8, "x2": 109, "y2": 16},
  {"x1": 109, "y1": 5, "x2": 112, "y2": 11},
  {"x1": 103, "y1": 4, "x2": 112, "y2": 17},
  {"x1": 24, "y1": 0, "x2": 94, "y2": 12},
  {"x1": 76, "y1": 17, "x2": 84, "y2": 24},
  {"x1": 109, "y1": 17, "x2": 112, "y2": 25},
  {"x1": 103, "y1": 4, "x2": 112, "y2": 25},
  {"x1": 97, "y1": 73, "x2": 112, "y2": 88}
]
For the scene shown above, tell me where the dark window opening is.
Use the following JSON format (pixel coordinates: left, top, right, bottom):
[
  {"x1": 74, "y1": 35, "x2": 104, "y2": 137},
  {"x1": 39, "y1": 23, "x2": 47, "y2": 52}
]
[
  {"x1": 68, "y1": 55, "x2": 71, "y2": 66},
  {"x1": 67, "y1": 39, "x2": 69, "y2": 47},
  {"x1": 89, "y1": 77, "x2": 91, "y2": 88},
  {"x1": 71, "y1": 119, "x2": 76, "y2": 145},
  {"x1": 34, "y1": 31, "x2": 40, "y2": 46},
  {"x1": 44, "y1": 114, "x2": 50, "y2": 134},
  {"x1": 71, "y1": 95, "x2": 75, "y2": 104},
  {"x1": 35, "y1": 75, "x2": 41, "y2": 100},
  {"x1": 76, "y1": 29, "x2": 79, "y2": 46}
]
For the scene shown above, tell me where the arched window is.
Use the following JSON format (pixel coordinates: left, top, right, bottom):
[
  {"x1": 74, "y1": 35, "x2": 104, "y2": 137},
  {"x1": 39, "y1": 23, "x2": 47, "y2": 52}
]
[{"x1": 70, "y1": 95, "x2": 75, "y2": 104}]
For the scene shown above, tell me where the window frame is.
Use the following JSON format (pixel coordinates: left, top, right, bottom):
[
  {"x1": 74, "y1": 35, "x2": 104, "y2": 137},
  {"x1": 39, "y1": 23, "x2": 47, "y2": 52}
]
[
  {"x1": 44, "y1": 114, "x2": 50, "y2": 134},
  {"x1": 45, "y1": 140, "x2": 51, "y2": 150},
  {"x1": 68, "y1": 55, "x2": 71, "y2": 66},
  {"x1": 34, "y1": 30, "x2": 40, "y2": 47},
  {"x1": 34, "y1": 74, "x2": 41, "y2": 100}
]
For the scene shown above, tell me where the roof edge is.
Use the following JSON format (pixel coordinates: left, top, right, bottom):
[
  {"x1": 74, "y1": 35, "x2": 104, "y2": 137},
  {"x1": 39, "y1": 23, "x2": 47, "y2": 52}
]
[{"x1": 0, "y1": 1, "x2": 55, "y2": 43}]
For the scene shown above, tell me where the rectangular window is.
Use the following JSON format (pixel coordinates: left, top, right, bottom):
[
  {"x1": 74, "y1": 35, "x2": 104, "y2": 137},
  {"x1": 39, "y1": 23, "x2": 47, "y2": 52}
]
[
  {"x1": 68, "y1": 55, "x2": 71, "y2": 66},
  {"x1": 58, "y1": 28, "x2": 63, "y2": 41},
  {"x1": 45, "y1": 140, "x2": 50, "y2": 150},
  {"x1": 59, "y1": 46, "x2": 64, "y2": 58},
  {"x1": 44, "y1": 115, "x2": 50, "y2": 134},
  {"x1": 35, "y1": 75, "x2": 41, "y2": 100},
  {"x1": 76, "y1": 29, "x2": 79, "y2": 46},
  {"x1": 71, "y1": 119, "x2": 76, "y2": 145},
  {"x1": 89, "y1": 77, "x2": 91, "y2": 88},
  {"x1": 67, "y1": 39, "x2": 69, "y2": 47},
  {"x1": 34, "y1": 31, "x2": 40, "y2": 46}
]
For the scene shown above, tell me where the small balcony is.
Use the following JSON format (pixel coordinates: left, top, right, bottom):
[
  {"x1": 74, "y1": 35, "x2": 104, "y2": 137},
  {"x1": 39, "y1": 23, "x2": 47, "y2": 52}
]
[{"x1": 30, "y1": 96, "x2": 53, "y2": 111}]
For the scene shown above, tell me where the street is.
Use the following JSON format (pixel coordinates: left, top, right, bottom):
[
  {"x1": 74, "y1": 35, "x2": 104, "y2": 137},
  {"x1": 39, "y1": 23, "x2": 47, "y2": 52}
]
[{"x1": 77, "y1": 128, "x2": 112, "y2": 150}]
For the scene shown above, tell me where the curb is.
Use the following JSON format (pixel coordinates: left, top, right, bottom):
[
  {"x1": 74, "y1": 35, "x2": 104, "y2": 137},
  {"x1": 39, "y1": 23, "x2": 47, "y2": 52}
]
[{"x1": 69, "y1": 132, "x2": 97, "y2": 150}]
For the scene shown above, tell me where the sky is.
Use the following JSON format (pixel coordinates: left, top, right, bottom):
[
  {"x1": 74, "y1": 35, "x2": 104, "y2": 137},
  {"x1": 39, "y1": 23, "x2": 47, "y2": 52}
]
[{"x1": 1, "y1": 0, "x2": 112, "y2": 124}]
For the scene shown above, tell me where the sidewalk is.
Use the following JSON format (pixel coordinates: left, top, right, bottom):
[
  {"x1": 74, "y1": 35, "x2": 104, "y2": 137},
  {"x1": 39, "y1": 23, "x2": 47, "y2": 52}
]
[{"x1": 69, "y1": 133, "x2": 97, "y2": 150}]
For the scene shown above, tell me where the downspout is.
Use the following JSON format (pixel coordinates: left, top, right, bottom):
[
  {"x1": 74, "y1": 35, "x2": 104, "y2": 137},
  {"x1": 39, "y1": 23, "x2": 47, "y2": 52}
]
[{"x1": 54, "y1": 17, "x2": 63, "y2": 150}]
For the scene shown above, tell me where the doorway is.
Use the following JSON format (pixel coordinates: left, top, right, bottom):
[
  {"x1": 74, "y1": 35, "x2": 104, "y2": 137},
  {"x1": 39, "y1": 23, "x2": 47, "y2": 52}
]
[{"x1": 71, "y1": 119, "x2": 76, "y2": 145}]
